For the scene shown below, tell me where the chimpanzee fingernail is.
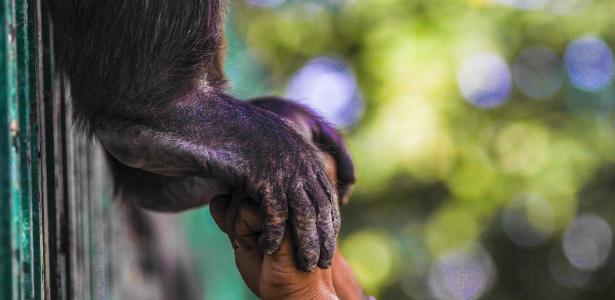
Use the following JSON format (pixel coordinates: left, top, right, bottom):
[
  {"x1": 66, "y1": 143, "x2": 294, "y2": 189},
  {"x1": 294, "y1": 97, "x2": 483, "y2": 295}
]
[
  {"x1": 317, "y1": 259, "x2": 333, "y2": 269},
  {"x1": 297, "y1": 257, "x2": 316, "y2": 272}
]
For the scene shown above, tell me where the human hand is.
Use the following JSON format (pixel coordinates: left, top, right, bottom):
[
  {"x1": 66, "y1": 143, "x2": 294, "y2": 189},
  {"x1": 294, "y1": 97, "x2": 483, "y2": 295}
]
[{"x1": 210, "y1": 192, "x2": 338, "y2": 299}]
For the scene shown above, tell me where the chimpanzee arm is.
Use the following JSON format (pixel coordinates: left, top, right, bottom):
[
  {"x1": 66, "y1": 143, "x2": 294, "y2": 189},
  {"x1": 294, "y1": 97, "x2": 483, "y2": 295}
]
[
  {"x1": 105, "y1": 150, "x2": 232, "y2": 212},
  {"x1": 46, "y1": 0, "x2": 339, "y2": 271},
  {"x1": 104, "y1": 97, "x2": 356, "y2": 211},
  {"x1": 96, "y1": 93, "x2": 339, "y2": 271}
]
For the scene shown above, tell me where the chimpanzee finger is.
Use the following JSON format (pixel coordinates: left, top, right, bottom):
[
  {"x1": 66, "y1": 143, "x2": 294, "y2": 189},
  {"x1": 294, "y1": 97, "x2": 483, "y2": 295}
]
[
  {"x1": 258, "y1": 185, "x2": 289, "y2": 256},
  {"x1": 288, "y1": 182, "x2": 320, "y2": 272},
  {"x1": 331, "y1": 197, "x2": 341, "y2": 235},
  {"x1": 328, "y1": 184, "x2": 341, "y2": 236},
  {"x1": 314, "y1": 172, "x2": 337, "y2": 269},
  {"x1": 321, "y1": 154, "x2": 342, "y2": 235}
]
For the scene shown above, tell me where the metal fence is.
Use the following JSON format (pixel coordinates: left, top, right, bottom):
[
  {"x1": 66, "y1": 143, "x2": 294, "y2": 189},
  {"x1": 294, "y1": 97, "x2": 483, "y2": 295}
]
[
  {"x1": 0, "y1": 2, "x2": 163, "y2": 299},
  {"x1": 1, "y1": 0, "x2": 49, "y2": 298}
]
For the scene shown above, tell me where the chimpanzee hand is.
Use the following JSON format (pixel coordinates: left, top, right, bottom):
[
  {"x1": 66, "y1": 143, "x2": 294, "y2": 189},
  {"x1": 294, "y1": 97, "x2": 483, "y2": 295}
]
[
  {"x1": 229, "y1": 101, "x2": 341, "y2": 272},
  {"x1": 249, "y1": 97, "x2": 356, "y2": 206},
  {"x1": 247, "y1": 97, "x2": 356, "y2": 271}
]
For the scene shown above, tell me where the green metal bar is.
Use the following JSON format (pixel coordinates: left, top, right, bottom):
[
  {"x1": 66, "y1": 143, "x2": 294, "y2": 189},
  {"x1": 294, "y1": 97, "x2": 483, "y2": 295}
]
[
  {"x1": 57, "y1": 77, "x2": 68, "y2": 300},
  {"x1": 0, "y1": 0, "x2": 15, "y2": 298},
  {"x1": 40, "y1": 8, "x2": 63, "y2": 299},
  {"x1": 26, "y1": 0, "x2": 44, "y2": 298},
  {"x1": 33, "y1": 1, "x2": 53, "y2": 298},
  {"x1": 15, "y1": 0, "x2": 35, "y2": 298},
  {"x1": 0, "y1": 0, "x2": 22, "y2": 299},
  {"x1": 0, "y1": 1, "x2": 44, "y2": 299}
]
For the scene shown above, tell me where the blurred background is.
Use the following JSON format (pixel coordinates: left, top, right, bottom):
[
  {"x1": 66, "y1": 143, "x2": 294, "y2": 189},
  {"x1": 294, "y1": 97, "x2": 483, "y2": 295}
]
[{"x1": 183, "y1": 0, "x2": 615, "y2": 299}]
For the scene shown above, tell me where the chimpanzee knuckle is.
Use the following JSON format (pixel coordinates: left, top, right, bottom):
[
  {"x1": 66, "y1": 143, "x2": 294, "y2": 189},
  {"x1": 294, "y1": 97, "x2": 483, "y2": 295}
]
[
  {"x1": 294, "y1": 201, "x2": 317, "y2": 222},
  {"x1": 262, "y1": 203, "x2": 288, "y2": 225},
  {"x1": 248, "y1": 176, "x2": 266, "y2": 193},
  {"x1": 260, "y1": 188, "x2": 287, "y2": 216},
  {"x1": 291, "y1": 205, "x2": 318, "y2": 234}
]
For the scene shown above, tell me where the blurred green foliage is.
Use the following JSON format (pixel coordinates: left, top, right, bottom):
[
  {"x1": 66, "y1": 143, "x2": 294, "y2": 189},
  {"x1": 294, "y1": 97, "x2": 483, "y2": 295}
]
[{"x1": 194, "y1": 0, "x2": 615, "y2": 299}]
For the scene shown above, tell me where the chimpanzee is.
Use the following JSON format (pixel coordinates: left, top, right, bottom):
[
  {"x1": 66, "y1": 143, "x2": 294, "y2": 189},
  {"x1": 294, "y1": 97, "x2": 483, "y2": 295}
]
[{"x1": 45, "y1": 1, "x2": 355, "y2": 272}]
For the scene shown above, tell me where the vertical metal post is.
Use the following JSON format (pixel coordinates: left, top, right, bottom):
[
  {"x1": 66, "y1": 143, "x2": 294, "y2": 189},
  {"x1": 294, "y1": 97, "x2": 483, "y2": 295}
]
[
  {"x1": 1, "y1": 0, "x2": 44, "y2": 299},
  {"x1": 0, "y1": 0, "x2": 20, "y2": 299},
  {"x1": 0, "y1": 0, "x2": 15, "y2": 297},
  {"x1": 2, "y1": 1, "x2": 117, "y2": 298},
  {"x1": 38, "y1": 4, "x2": 67, "y2": 299},
  {"x1": 27, "y1": 1, "x2": 44, "y2": 298},
  {"x1": 15, "y1": 0, "x2": 39, "y2": 297}
]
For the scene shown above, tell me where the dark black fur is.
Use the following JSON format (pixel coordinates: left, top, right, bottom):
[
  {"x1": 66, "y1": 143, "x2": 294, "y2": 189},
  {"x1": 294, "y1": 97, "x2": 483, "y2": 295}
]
[
  {"x1": 46, "y1": 0, "x2": 355, "y2": 272},
  {"x1": 47, "y1": 0, "x2": 226, "y2": 133}
]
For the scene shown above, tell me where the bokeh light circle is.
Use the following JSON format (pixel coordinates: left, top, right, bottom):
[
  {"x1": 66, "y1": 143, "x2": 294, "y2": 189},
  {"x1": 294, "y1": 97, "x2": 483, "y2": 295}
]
[
  {"x1": 513, "y1": 46, "x2": 565, "y2": 100},
  {"x1": 549, "y1": 246, "x2": 592, "y2": 289},
  {"x1": 246, "y1": 0, "x2": 285, "y2": 7},
  {"x1": 565, "y1": 36, "x2": 615, "y2": 91},
  {"x1": 286, "y1": 57, "x2": 364, "y2": 128},
  {"x1": 502, "y1": 193, "x2": 554, "y2": 247},
  {"x1": 546, "y1": 0, "x2": 593, "y2": 15},
  {"x1": 562, "y1": 214, "x2": 613, "y2": 271},
  {"x1": 428, "y1": 245, "x2": 496, "y2": 300},
  {"x1": 498, "y1": 0, "x2": 549, "y2": 10},
  {"x1": 457, "y1": 53, "x2": 512, "y2": 108},
  {"x1": 493, "y1": 123, "x2": 551, "y2": 175},
  {"x1": 341, "y1": 230, "x2": 398, "y2": 294}
]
